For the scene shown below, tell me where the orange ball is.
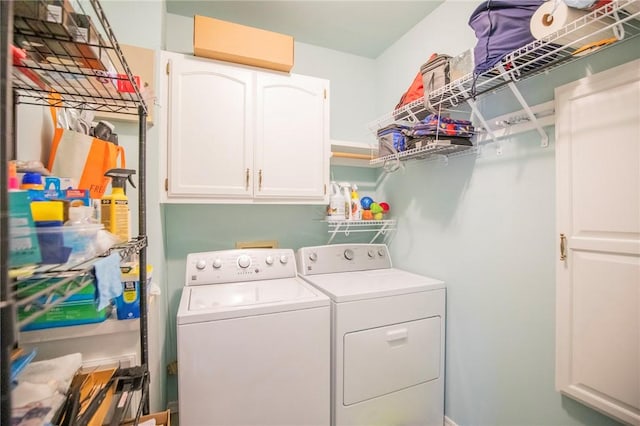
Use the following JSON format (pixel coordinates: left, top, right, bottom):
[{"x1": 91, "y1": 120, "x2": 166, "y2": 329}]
[{"x1": 362, "y1": 210, "x2": 374, "y2": 220}]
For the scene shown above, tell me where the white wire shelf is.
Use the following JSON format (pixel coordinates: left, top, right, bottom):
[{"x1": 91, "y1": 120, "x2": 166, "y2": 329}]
[
  {"x1": 325, "y1": 219, "x2": 396, "y2": 244},
  {"x1": 369, "y1": 0, "x2": 640, "y2": 132},
  {"x1": 370, "y1": 141, "x2": 475, "y2": 166},
  {"x1": 11, "y1": 0, "x2": 147, "y2": 114}
]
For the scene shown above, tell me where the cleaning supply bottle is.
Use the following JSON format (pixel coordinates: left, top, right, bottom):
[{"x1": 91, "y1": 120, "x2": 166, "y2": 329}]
[
  {"x1": 8, "y1": 161, "x2": 19, "y2": 190},
  {"x1": 327, "y1": 181, "x2": 345, "y2": 220},
  {"x1": 101, "y1": 168, "x2": 136, "y2": 243},
  {"x1": 350, "y1": 184, "x2": 362, "y2": 220},
  {"x1": 339, "y1": 182, "x2": 351, "y2": 220}
]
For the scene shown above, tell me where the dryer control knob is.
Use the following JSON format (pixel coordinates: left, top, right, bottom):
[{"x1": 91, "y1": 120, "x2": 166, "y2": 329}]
[
  {"x1": 265, "y1": 255, "x2": 274, "y2": 265},
  {"x1": 212, "y1": 258, "x2": 223, "y2": 269},
  {"x1": 280, "y1": 255, "x2": 289, "y2": 264},
  {"x1": 378, "y1": 248, "x2": 386, "y2": 257},
  {"x1": 195, "y1": 259, "x2": 206, "y2": 270},
  {"x1": 344, "y1": 249, "x2": 355, "y2": 260},
  {"x1": 308, "y1": 252, "x2": 318, "y2": 262},
  {"x1": 367, "y1": 249, "x2": 375, "y2": 258},
  {"x1": 237, "y1": 255, "x2": 251, "y2": 269}
]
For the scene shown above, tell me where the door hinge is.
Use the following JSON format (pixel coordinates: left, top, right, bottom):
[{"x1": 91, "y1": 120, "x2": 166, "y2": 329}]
[
  {"x1": 166, "y1": 61, "x2": 170, "y2": 75},
  {"x1": 165, "y1": 178, "x2": 168, "y2": 191}
]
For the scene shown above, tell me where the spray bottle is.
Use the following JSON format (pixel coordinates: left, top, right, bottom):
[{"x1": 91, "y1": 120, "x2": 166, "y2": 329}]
[
  {"x1": 350, "y1": 184, "x2": 362, "y2": 220},
  {"x1": 101, "y1": 168, "x2": 136, "y2": 243}
]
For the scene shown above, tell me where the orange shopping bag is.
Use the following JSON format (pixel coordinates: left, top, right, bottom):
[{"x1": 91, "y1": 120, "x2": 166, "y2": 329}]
[{"x1": 47, "y1": 96, "x2": 125, "y2": 199}]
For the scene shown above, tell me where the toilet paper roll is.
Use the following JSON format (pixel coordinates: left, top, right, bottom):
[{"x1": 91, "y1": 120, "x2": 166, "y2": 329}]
[{"x1": 530, "y1": 1, "x2": 616, "y2": 46}]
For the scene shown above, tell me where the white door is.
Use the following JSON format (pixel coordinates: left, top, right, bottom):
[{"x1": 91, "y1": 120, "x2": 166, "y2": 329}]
[
  {"x1": 255, "y1": 73, "x2": 329, "y2": 200},
  {"x1": 166, "y1": 54, "x2": 254, "y2": 198},
  {"x1": 555, "y1": 58, "x2": 640, "y2": 426}
]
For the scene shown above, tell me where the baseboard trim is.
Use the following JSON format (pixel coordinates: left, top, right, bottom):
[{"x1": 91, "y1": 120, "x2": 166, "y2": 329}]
[
  {"x1": 167, "y1": 400, "x2": 179, "y2": 414},
  {"x1": 445, "y1": 415, "x2": 459, "y2": 426}
]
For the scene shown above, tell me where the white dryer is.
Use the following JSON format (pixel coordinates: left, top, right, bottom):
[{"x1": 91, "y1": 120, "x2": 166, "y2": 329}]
[
  {"x1": 296, "y1": 243, "x2": 446, "y2": 426},
  {"x1": 177, "y1": 248, "x2": 330, "y2": 426}
]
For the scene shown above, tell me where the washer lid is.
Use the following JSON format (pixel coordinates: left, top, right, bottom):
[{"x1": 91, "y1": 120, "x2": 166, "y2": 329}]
[
  {"x1": 177, "y1": 277, "x2": 329, "y2": 324},
  {"x1": 300, "y1": 268, "x2": 444, "y2": 303}
]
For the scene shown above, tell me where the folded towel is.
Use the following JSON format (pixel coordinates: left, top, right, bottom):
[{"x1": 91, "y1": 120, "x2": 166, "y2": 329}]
[{"x1": 94, "y1": 252, "x2": 123, "y2": 310}]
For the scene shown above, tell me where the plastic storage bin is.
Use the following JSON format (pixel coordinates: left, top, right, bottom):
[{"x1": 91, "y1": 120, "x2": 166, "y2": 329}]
[
  {"x1": 35, "y1": 223, "x2": 103, "y2": 265},
  {"x1": 17, "y1": 274, "x2": 107, "y2": 331}
]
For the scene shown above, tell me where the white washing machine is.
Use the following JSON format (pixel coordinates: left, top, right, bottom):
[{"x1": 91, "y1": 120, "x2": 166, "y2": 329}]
[
  {"x1": 296, "y1": 243, "x2": 446, "y2": 426},
  {"x1": 177, "y1": 248, "x2": 330, "y2": 426}
]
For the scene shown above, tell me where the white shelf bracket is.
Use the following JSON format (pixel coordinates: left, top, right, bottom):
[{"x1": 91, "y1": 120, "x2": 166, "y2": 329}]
[
  {"x1": 370, "y1": 222, "x2": 390, "y2": 243},
  {"x1": 327, "y1": 222, "x2": 342, "y2": 244},
  {"x1": 497, "y1": 64, "x2": 549, "y2": 147},
  {"x1": 457, "y1": 81, "x2": 498, "y2": 146}
]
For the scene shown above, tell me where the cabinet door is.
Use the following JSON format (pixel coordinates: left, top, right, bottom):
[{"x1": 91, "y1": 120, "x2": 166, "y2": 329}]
[
  {"x1": 255, "y1": 73, "x2": 329, "y2": 200},
  {"x1": 555, "y1": 59, "x2": 640, "y2": 426},
  {"x1": 167, "y1": 54, "x2": 253, "y2": 198}
]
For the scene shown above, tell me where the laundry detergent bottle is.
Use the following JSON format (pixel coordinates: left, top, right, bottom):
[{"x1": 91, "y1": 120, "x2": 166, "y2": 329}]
[
  {"x1": 339, "y1": 182, "x2": 351, "y2": 220},
  {"x1": 101, "y1": 168, "x2": 136, "y2": 243},
  {"x1": 327, "y1": 181, "x2": 345, "y2": 220}
]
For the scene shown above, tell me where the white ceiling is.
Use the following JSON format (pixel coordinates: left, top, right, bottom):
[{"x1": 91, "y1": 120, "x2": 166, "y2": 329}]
[{"x1": 165, "y1": 1, "x2": 444, "y2": 58}]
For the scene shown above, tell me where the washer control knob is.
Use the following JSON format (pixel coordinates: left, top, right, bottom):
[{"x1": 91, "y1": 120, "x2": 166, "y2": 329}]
[
  {"x1": 195, "y1": 259, "x2": 206, "y2": 270},
  {"x1": 308, "y1": 252, "x2": 318, "y2": 262},
  {"x1": 344, "y1": 249, "x2": 355, "y2": 260},
  {"x1": 265, "y1": 255, "x2": 274, "y2": 265},
  {"x1": 280, "y1": 255, "x2": 289, "y2": 264},
  {"x1": 378, "y1": 248, "x2": 386, "y2": 257},
  {"x1": 367, "y1": 249, "x2": 375, "y2": 258},
  {"x1": 237, "y1": 255, "x2": 251, "y2": 269},
  {"x1": 212, "y1": 258, "x2": 223, "y2": 269}
]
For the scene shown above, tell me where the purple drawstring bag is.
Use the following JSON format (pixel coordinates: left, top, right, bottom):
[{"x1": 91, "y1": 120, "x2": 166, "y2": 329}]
[{"x1": 468, "y1": 0, "x2": 545, "y2": 74}]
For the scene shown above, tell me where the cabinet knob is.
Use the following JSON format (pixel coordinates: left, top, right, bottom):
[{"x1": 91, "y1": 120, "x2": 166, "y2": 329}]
[
  {"x1": 245, "y1": 168, "x2": 250, "y2": 191},
  {"x1": 259, "y1": 169, "x2": 263, "y2": 191}
]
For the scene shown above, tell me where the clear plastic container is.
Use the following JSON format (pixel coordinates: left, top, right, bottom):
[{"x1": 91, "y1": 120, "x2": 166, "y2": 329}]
[{"x1": 35, "y1": 224, "x2": 103, "y2": 265}]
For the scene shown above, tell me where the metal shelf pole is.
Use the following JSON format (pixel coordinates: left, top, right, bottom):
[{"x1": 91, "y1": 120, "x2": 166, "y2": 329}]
[
  {"x1": 0, "y1": 1, "x2": 14, "y2": 423},
  {"x1": 138, "y1": 104, "x2": 150, "y2": 414}
]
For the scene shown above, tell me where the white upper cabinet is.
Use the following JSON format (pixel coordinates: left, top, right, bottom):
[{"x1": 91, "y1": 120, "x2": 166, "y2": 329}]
[
  {"x1": 166, "y1": 53, "x2": 254, "y2": 198},
  {"x1": 255, "y1": 73, "x2": 328, "y2": 200},
  {"x1": 161, "y1": 51, "x2": 330, "y2": 204}
]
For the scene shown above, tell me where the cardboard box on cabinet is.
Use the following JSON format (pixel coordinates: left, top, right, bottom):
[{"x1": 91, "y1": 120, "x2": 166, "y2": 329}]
[{"x1": 194, "y1": 15, "x2": 294, "y2": 72}]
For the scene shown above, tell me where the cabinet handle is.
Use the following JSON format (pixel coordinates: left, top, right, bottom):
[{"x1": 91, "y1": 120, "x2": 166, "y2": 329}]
[
  {"x1": 245, "y1": 168, "x2": 250, "y2": 190},
  {"x1": 560, "y1": 233, "x2": 567, "y2": 261},
  {"x1": 258, "y1": 169, "x2": 263, "y2": 191}
]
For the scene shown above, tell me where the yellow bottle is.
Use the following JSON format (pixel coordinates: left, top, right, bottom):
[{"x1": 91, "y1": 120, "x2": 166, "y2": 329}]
[{"x1": 101, "y1": 168, "x2": 136, "y2": 243}]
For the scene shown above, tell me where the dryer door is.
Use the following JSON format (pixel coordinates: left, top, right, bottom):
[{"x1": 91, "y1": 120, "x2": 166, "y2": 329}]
[{"x1": 343, "y1": 316, "x2": 441, "y2": 405}]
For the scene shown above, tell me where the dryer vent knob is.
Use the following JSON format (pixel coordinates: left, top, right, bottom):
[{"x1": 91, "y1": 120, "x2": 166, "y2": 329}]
[
  {"x1": 308, "y1": 252, "x2": 318, "y2": 262},
  {"x1": 344, "y1": 249, "x2": 354, "y2": 260},
  {"x1": 195, "y1": 259, "x2": 206, "y2": 270},
  {"x1": 280, "y1": 255, "x2": 289, "y2": 264},
  {"x1": 212, "y1": 258, "x2": 223, "y2": 269}
]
